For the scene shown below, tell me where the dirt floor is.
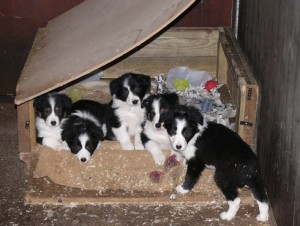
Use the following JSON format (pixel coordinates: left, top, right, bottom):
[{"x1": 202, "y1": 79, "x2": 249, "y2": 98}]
[{"x1": 0, "y1": 94, "x2": 271, "y2": 226}]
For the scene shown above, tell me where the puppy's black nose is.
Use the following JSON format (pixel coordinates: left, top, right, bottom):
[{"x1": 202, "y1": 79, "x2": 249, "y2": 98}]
[
  {"x1": 132, "y1": 100, "x2": 138, "y2": 105},
  {"x1": 155, "y1": 123, "x2": 161, "y2": 128},
  {"x1": 51, "y1": 121, "x2": 57, "y2": 126},
  {"x1": 176, "y1": 145, "x2": 182, "y2": 150},
  {"x1": 81, "y1": 158, "x2": 86, "y2": 162}
]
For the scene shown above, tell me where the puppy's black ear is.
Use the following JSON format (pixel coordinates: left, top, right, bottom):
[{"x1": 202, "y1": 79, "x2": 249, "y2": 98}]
[
  {"x1": 137, "y1": 74, "x2": 151, "y2": 91},
  {"x1": 163, "y1": 92, "x2": 179, "y2": 106},
  {"x1": 187, "y1": 106, "x2": 204, "y2": 126},
  {"x1": 61, "y1": 94, "x2": 73, "y2": 115},
  {"x1": 33, "y1": 98, "x2": 40, "y2": 108},
  {"x1": 62, "y1": 94, "x2": 73, "y2": 107},
  {"x1": 109, "y1": 77, "x2": 121, "y2": 95},
  {"x1": 158, "y1": 109, "x2": 175, "y2": 127},
  {"x1": 91, "y1": 126, "x2": 104, "y2": 141},
  {"x1": 33, "y1": 95, "x2": 46, "y2": 117},
  {"x1": 61, "y1": 129, "x2": 67, "y2": 141},
  {"x1": 141, "y1": 95, "x2": 154, "y2": 108}
]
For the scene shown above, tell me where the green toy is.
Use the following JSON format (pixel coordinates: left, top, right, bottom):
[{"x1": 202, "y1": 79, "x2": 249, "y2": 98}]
[
  {"x1": 173, "y1": 78, "x2": 190, "y2": 92},
  {"x1": 67, "y1": 87, "x2": 83, "y2": 102}
]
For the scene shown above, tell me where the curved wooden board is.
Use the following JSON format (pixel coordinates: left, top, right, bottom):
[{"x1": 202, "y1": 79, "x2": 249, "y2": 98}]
[{"x1": 15, "y1": 0, "x2": 196, "y2": 105}]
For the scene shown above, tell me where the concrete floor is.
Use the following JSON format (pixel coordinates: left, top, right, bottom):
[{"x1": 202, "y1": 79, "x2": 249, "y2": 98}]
[{"x1": 0, "y1": 94, "x2": 271, "y2": 226}]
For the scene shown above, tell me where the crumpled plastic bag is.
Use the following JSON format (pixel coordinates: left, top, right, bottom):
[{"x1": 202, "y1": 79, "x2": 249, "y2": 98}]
[{"x1": 166, "y1": 67, "x2": 212, "y2": 90}]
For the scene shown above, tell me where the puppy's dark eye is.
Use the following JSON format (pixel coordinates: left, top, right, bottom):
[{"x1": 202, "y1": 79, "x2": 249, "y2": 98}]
[
  {"x1": 170, "y1": 126, "x2": 177, "y2": 136},
  {"x1": 85, "y1": 142, "x2": 92, "y2": 151},
  {"x1": 123, "y1": 87, "x2": 129, "y2": 95},
  {"x1": 55, "y1": 107, "x2": 62, "y2": 115},
  {"x1": 160, "y1": 108, "x2": 166, "y2": 114},
  {"x1": 44, "y1": 108, "x2": 51, "y2": 115},
  {"x1": 183, "y1": 128, "x2": 192, "y2": 138},
  {"x1": 148, "y1": 111, "x2": 155, "y2": 120},
  {"x1": 133, "y1": 87, "x2": 141, "y2": 93}
]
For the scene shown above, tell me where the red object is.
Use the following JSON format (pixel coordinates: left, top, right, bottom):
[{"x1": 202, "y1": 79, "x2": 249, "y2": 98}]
[
  {"x1": 164, "y1": 154, "x2": 179, "y2": 171},
  {"x1": 204, "y1": 80, "x2": 218, "y2": 92},
  {"x1": 149, "y1": 171, "x2": 164, "y2": 183}
]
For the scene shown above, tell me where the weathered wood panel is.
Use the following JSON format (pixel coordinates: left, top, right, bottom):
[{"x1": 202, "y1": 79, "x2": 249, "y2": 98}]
[
  {"x1": 103, "y1": 28, "x2": 219, "y2": 78},
  {"x1": 15, "y1": 0, "x2": 196, "y2": 105},
  {"x1": 217, "y1": 29, "x2": 259, "y2": 150},
  {"x1": 238, "y1": 1, "x2": 300, "y2": 225}
]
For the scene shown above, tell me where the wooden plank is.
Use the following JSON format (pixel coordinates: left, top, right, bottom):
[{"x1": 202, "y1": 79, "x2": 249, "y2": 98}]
[
  {"x1": 26, "y1": 151, "x2": 253, "y2": 205},
  {"x1": 217, "y1": 39, "x2": 229, "y2": 84},
  {"x1": 17, "y1": 101, "x2": 35, "y2": 165},
  {"x1": 15, "y1": 0, "x2": 196, "y2": 105},
  {"x1": 131, "y1": 28, "x2": 219, "y2": 58},
  {"x1": 103, "y1": 56, "x2": 217, "y2": 79},
  {"x1": 218, "y1": 28, "x2": 258, "y2": 149}
]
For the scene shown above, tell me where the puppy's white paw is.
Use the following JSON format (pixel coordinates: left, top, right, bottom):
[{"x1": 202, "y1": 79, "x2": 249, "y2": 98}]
[
  {"x1": 256, "y1": 201, "x2": 269, "y2": 222},
  {"x1": 220, "y1": 211, "x2": 235, "y2": 221},
  {"x1": 121, "y1": 142, "x2": 134, "y2": 150},
  {"x1": 220, "y1": 198, "x2": 240, "y2": 221},
  {"x1": 153, "y1": 153, "x2": 166, "y2": 165},
  {"x1": 55, "y1": 142, "x2": 70, "y2": 151},
  {"x1": 256, "y1": 213, "x2": 269, "y2": 222},
  {"x1": 61, "y1": 141, "x2": 71, "y2": 151},
  {"x1": 134, "y1": 142, "x2": 145, "y2": 150},
  {"x1": 175, "y1": 184, "x2": 189, "y2": 195}
]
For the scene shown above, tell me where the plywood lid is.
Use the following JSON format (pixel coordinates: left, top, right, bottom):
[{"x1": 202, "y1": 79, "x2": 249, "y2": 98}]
[{"x1": 15, "y1": 0, "x2": 196, "y2": 105}]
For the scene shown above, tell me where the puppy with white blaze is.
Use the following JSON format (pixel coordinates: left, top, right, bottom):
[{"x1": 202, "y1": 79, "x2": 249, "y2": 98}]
[
  {"x1": 104, "y1": 73, "x2": 151, "y2": 150},
  {"x1": 61, "y1": 99, "x2": 106, "y2": 163},
  {"x1": 33, "y1": 92, "x2": 72, "y2": 151},
  {"x1": 159, "y1": 105, "x2": 269, "y2": 222},
  {"x1": 140, "y1": 93, "x2": 179, "y2": 165}
]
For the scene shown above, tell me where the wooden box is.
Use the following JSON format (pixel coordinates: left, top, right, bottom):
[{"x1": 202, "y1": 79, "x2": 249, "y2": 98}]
[{"x1": 14, "y1": 0, "x2": 258, "y2": 204}]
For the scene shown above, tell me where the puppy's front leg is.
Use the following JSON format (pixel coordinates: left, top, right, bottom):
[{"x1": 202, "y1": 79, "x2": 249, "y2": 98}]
[
  {"x1": 176, "y1": 159, "x2": 205, "y2": 194},
  {"x1": 112, "y1": 125, "x2": 134, "y2": 150},
  {"x1": 133, "y1": 126, "x2": 144, "y2": 150}
]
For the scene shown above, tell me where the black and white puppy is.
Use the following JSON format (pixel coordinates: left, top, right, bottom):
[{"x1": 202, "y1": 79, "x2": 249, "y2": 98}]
[
  {"x1": 33, "y1": 92, "x2": 72, "y2": 150},
  {"x1": 141, "y1": 93, "x2": 179, "y2": 165},
  {"x1": 160, "y1": 105, "x2": 269, "y2": 222},
  {"x1": 61, "y1": 99, "x2": 107, "y2": 163},
  {"x1": 104, "y1": 73, "x2": 151, "y2": 150}
]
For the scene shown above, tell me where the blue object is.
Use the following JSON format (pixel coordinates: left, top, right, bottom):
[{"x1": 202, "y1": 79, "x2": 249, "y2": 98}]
[{"x1": 201, "y1": 98, "x2": 213, "y2": 113}]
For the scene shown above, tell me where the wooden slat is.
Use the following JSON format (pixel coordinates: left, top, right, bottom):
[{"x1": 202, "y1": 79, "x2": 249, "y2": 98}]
[
  {"x1": 15, "y1": 0, "x2": 196, "y2": 105},
  {"x1": 216, "y1": 40, "x2": 228, "y2": 84},
  {"x1": 218, "y1": 28, "x2": 258, "y2": 150},
  {"x1": 103, "y1": 56, "x2": 217, "y2": 79},
  {"x1": 131, "y1": 29, "x2": 219, "y2": 58},
  {"x1": 26, "y1": 151, "x2": 253, "y2": 205},
  {"x1": 17, "y1": 101, "x2": 35, "y2": 165}
]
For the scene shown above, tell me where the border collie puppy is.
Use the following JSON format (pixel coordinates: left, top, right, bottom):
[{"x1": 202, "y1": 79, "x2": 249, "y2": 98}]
[
  {"x1": 159, "y1": 105, "x2": 269, "y2": 222},
  {"x1": 105, "y1": 73, "x2": 151, "y2": 150},
  {"x1": 140, "y1": 93, "x2": 179, "y2": 165},
  {"x1": 61, "y1": 100, "x2": 106, "y2": 163},
  {"x1": 33, "y1": 92, "x2": 72, "y2": 151}
]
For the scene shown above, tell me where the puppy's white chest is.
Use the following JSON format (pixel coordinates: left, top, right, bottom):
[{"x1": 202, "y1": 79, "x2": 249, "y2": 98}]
[
  {"x1": 144, "y1": 121, "x2": 171, "y2": 149},
  {"x1": 36, "y1": 117, "x2": 62, "y2": 139}
]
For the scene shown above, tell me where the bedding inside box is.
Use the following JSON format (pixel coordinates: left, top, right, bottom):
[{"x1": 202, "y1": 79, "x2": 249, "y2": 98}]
[{"x1": 31, "y1": 78, "x2": 235, "y2": 194}]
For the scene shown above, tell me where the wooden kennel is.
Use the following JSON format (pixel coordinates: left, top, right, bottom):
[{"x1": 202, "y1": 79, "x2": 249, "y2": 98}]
[{"x1": 15, "y1": 0, "x2": 258, "y2": 204}]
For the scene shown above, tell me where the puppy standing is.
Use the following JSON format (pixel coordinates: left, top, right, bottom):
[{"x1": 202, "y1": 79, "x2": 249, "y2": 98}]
[
  {"x1": 104, "y1": 73, "x2": 151, "y2": 150},
  {"x1": 33, "y1": 92, "x2": 72, "y2": 150},
  {"x1": 141, "y1": 93, "x2": 179, "y2": 164},
  {"x1": 160, "y1": 105, "x2": 269, "y2": 222}
]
